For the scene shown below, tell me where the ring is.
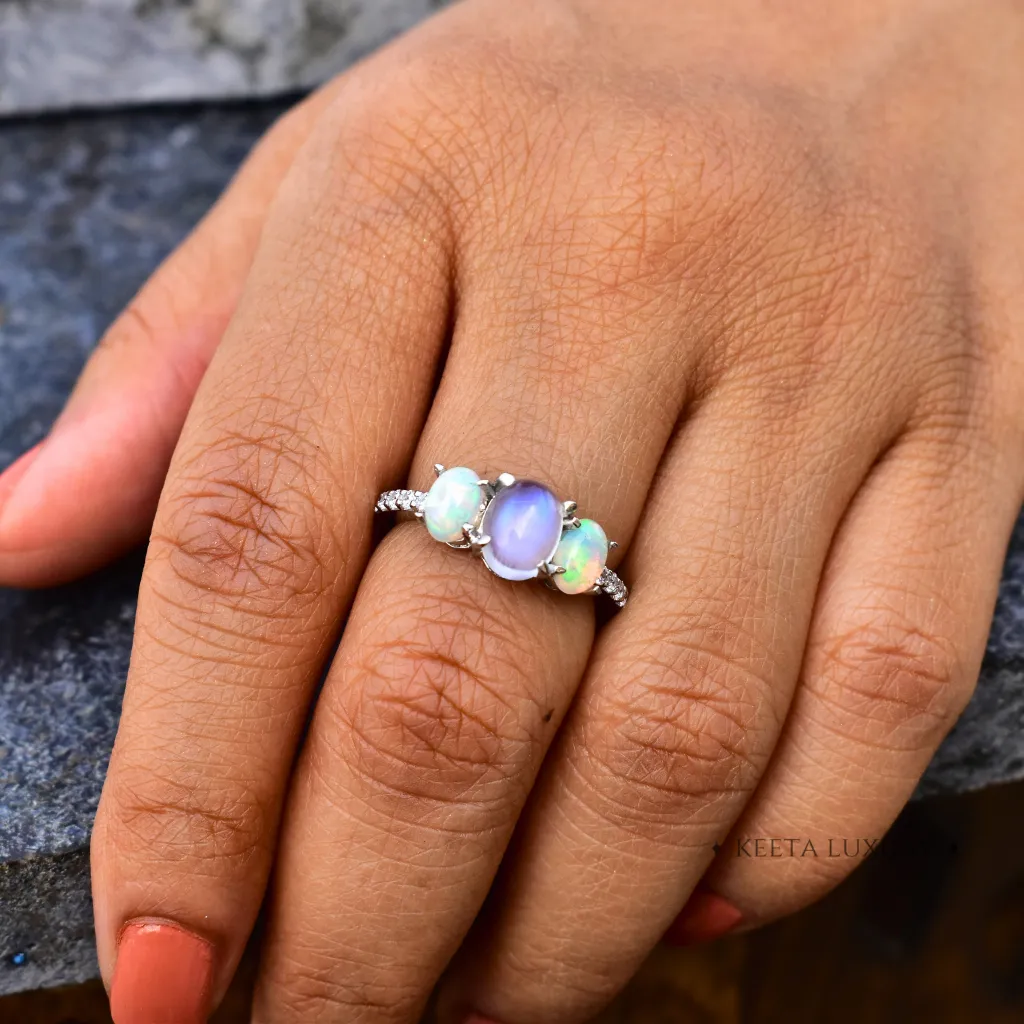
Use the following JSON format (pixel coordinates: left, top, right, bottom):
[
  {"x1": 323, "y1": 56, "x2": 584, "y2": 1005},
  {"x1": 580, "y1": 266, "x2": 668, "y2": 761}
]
[{"x1": 374, "y1": 465, "x2": 628, "y2": 607}]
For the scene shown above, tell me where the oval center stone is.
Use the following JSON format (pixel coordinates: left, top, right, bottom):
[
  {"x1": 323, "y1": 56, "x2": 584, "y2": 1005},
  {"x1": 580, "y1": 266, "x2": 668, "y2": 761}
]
[
  {"x1": 423, "y1": 466, "x2": 484, "y2": 544},
  {"x1": 481, "y1": 480, "x2": 563, "y2": 581}
]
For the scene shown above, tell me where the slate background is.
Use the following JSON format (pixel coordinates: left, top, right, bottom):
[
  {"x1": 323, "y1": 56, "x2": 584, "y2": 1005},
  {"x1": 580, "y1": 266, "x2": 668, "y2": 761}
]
[{"x1": 0, "y1": 0, "x2": 448, "y2": 114}]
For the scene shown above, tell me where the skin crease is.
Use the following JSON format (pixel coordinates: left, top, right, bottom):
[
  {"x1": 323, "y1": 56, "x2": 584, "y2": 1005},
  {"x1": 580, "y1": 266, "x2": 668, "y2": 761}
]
[{"x1": 0, "y1": 0, "x2": 1021, "y2": 1021}]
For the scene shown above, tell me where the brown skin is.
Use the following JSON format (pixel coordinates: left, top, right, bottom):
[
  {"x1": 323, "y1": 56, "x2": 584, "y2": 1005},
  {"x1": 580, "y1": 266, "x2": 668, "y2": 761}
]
[{"x1": 0, "y1": 0, "x2": 1020, "y2": 1021}]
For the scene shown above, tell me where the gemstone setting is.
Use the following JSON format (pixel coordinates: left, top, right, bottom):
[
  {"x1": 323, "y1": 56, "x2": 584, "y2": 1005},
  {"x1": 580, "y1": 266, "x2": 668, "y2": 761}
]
[
  {"x1": 480, "y1": 479, "x2": 564, "y2": 581},
  {"x1": 422, "y1": 466, "x2": 485, "y2": 544},
  {"x1": 375, "y1": 468, "x2": 628, "y2": 606},
  {"x1": 553, "y1": 518, "x2": 609, "y2": 595}
]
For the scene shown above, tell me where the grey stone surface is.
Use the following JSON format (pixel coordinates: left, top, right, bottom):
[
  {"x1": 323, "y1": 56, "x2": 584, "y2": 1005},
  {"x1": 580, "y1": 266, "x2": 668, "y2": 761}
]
[
  {"x1": 0, "y1": 103, "x2": 283, "y2": 995},
  {"x1": 0, "y1": 102, "x2": 1021, "y2": 993},
  {"x1": 915, "y1": 514, "x2": 1024, "y2": 799},
  {"x1": 0, "y1": 849, "x2": 95, "y2": 993},
  {"x1": 0, "y1": 0, "x2": 449, "y2": 115}
]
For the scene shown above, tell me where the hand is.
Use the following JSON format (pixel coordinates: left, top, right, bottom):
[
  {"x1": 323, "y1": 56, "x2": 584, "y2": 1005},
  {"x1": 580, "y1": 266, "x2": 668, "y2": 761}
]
[{"x1": 2, "y1": 0, "x2": 1022, "y2": 1020}]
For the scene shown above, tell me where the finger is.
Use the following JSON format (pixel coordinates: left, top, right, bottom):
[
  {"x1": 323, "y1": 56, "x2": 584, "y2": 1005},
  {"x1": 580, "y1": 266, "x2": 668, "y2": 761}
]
[
  {"x1": 248, "y1": 211, "x2": 695, "y2": 1021},
  {"x1": 91, "y1": 84, "x2": 455, "y2": 1024},
  {"x1": 694, "y1": 423, "x2": 1024, "y2": 926},
  {"x1": 0, "y1": 85, "x2": 336, "y2": 587},
  {"x1": 437, "y1": 376, "x2": 902, "y2": 1024}
]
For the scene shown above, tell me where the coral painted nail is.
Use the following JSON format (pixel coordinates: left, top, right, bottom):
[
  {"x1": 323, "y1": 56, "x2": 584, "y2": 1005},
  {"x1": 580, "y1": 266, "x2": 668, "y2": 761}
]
[
  {"x1": 109, "y1": 920, "x2": 214, "y2": 1024},
  {"x1": 662, "y1": 888, "x2": 743, "y2": 946}
]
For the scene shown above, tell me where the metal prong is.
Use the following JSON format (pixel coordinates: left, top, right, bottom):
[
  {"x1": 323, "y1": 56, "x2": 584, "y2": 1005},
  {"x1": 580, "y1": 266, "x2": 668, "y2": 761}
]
[
  {"x1": 562, "y1": 516, "x2": 581, "y2": 530},
  {"x1": 475, "y1": 478, "x2": 491, "y2": 487},
  {"x1": 462, "y1": 524, "x2": 491, "y2": 553},
  {"x1": 562, "y1": 499, "x2": 578, "y2": 516},
  {"x1": 608, "y1": 540, "x2": 619, "y2": 550},
  {"x1": 414, "y1": 510, "x2": 424, "y2": 519},
  {"x1": 539, "y1": 561, "x2": 567, "y2": 576},
  {"x1": 496, "y1": 472, "x2": 517, "y2": 489},
  {"x1": 433, "y1": 463, "x2": 445, "y2": 477}
]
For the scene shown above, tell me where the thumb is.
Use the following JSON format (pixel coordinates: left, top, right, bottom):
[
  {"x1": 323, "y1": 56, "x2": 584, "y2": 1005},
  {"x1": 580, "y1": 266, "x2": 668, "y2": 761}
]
[{"x1": 0, "y1": 89, "x2": 333, "y2": 587}]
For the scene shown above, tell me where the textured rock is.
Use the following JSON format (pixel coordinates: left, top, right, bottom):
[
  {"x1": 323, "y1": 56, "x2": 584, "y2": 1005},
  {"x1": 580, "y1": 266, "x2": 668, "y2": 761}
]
[
  {"x1": 0, "y1": 849, "x2": 95, "y2": 993},
  {"x1": 0, "y1": 102, "x2": 1022, "y2": 994},
  {"x1": 0, "y1": 103, "x2": 283, "y2": 996},
  {"x1": 0, "y1": 0, "x2": 448, "y2": 115},
  {"x1": 915, "y1": 513, "x2": 1024, "y2": 799}
]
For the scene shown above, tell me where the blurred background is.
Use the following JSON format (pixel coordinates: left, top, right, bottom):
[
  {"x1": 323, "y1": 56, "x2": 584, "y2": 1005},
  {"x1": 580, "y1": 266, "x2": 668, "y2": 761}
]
[
  {"x1": 6, "y1": 780, "x2": 1024, "y2": 1022},
  {"x1": 2, "y1": 1, "x2": 1024, "y2": 1021}
]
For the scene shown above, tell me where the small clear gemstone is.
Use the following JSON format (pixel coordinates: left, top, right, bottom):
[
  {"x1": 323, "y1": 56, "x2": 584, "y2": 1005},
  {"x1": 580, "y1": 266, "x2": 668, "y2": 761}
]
[
  {"x1": 481, "y1": 480, "x2": 563, "y2": 581},
  {"x1": 553, "y1": 519, "x2": 608, "y2": 595},
  {"x1": 422, "y1": 467, "x2": 484, "y2": 544}
]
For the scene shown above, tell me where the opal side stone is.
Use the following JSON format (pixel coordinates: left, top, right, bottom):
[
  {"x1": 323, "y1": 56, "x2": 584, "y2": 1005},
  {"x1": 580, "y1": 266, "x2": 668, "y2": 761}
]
[
  {"x1": 422, "y1": 466, "x2": 484, "y2": 543},
  {"x1": 553, "y1": 519, "x2": 609, "y2": 595},
  {"x1": 481, "y1": 480, "x2": 563, "y2": 581}
]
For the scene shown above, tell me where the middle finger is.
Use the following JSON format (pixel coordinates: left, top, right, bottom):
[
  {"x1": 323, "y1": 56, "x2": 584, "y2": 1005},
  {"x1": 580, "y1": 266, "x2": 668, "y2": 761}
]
[{"x1": 251, "y1": 194, "x2": 695, "y2": 1022}]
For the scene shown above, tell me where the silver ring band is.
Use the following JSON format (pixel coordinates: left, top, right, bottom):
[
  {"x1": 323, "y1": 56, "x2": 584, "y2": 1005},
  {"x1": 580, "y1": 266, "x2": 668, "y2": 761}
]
[{"x1": 374, "y1": 466, "x2": 628, "y2": 608}]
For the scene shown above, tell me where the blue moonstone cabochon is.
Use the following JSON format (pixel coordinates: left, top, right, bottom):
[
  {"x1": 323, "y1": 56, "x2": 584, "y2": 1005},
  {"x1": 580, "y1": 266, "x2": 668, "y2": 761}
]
[
  {"x1": 422, "y1": 467, "x2": 484, "y2": 544},
  {"x1": 481, "y1": 480, "x2": 563, "y2": 581}
]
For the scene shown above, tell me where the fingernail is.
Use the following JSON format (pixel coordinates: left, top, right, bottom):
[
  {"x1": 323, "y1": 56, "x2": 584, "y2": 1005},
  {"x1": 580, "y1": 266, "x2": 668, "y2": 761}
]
[
  {"x1": 662, "y1": 887, "x2": 743, "y2": 946},
  {"x1": 110, "y1": 919, "x2": 214, "y2": 1024}
]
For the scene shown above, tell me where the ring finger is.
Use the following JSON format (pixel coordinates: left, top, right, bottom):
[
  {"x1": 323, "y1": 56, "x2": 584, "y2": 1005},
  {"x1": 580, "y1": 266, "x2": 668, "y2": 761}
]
[{"x1": 249, "y1": 213, "x2": 696, "y2": 1022}]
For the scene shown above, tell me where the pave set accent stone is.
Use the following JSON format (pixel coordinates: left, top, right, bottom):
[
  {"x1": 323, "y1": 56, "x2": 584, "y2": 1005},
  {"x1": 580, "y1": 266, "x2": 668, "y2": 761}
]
[
  {"x1": 595, "y1": 566, "x2": 628, "y2": 608},
  {"x1": 375, "y1": 488, "x2": 426, "y2": 514}
]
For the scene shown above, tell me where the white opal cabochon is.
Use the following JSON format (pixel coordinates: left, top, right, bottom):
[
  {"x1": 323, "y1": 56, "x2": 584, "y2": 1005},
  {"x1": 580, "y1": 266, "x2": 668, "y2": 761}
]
[
  {"x1": 422, "y1": 466, "x2": 485, "y2": 543},
  {"x1": 553, "y1": 518, "x2": 608, "y2": 594}
]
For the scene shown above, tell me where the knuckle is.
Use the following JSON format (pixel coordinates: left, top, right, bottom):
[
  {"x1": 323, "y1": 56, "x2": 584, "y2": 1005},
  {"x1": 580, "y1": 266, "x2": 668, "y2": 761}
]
[
  {"x1": 653, "y1": 99, "x2": 944, "y2": 407},
  {"x1": 101, "y1": 758, "x2": 269, "y2": 867},
  {"x1": 99, "y1": 258, "x2": 198, "y2": 362},
  {"x1": 102, "y1": 295, "x2": 167, "y2": 362},
  {"x1": 345, "y1": 639, "x2": 527, "y2": 798},
  {"x1": 332, "y1": 584, "x2": 542, "y2": 810},
  {"x1": 812, "y1": 612, "x2": 971, "y2": 748},
  {"x1": 657, "y1": 93, "x2": 828, "y2": 254},
  {"x1": 151, "y1": 429, "x2": 337, "y2": 619},
  {"x1": 581, "y1": 631, "x2": 776, "y2": 831},
  {"x1": 311, "y1": 60, "x2": 462, "y2": 218},
  {"x1": 910, "y1": 345, "x2": 990, "y2": 435}
]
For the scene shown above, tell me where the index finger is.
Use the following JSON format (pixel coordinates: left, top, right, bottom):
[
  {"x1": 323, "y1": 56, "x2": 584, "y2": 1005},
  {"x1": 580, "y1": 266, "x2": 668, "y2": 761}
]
[{"x1": 91, "y1": 84, "x2": 454, "y2": 1024}]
